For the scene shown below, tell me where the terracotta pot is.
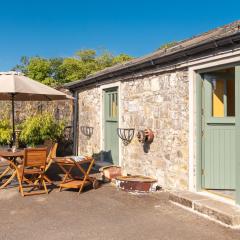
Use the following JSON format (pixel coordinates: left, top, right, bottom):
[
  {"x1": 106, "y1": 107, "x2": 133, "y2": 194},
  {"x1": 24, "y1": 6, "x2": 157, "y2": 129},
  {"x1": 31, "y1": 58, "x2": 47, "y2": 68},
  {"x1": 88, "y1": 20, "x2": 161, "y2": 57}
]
[{"x1": 100, "y1": 165, "x2": 122, "y2": 181}]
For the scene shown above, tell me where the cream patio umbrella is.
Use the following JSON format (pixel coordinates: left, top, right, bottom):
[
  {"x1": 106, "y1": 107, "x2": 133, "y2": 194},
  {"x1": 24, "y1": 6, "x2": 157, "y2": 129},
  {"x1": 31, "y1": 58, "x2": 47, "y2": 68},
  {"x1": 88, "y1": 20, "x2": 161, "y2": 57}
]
[{"x1": 0, "y1": 71, "x2": 73, "y2": 145}]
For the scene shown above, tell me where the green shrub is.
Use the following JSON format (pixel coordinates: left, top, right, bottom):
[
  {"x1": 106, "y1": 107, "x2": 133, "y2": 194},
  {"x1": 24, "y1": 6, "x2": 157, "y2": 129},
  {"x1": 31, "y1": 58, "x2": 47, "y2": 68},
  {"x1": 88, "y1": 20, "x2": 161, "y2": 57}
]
[
  {"x1": 20, "y1": 113, "x2": 65, "y2": 146},
  {"x1": 0, "y1": 118, "x2": 12, "y2": 145}
]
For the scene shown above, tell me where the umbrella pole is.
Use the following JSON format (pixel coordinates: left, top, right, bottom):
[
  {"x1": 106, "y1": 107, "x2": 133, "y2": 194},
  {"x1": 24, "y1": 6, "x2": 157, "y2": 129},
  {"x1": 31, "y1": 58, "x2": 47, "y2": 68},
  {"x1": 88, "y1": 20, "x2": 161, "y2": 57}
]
[{"x1": 11, "y1": 94, "x2": 16, "y2": 146}]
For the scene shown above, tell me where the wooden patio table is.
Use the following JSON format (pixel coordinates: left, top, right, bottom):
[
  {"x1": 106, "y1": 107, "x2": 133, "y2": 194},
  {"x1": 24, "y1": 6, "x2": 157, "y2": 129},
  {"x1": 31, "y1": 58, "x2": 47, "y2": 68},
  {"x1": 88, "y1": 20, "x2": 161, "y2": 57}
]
[{"x1": 0, "y1": 149, "x2": 24, "y2": 189}]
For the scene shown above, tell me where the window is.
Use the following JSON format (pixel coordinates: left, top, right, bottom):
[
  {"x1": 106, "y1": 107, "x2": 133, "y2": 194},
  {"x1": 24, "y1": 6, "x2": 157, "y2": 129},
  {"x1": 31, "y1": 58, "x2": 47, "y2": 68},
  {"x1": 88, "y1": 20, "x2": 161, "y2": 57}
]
[
  {"x1": 227, "y1": 77, "x2": 235, "y2": 116},
  {"x1": 107, "y1": 91, "x2": 118, "y2": 119},
  {"x1": 205, "y1": 68, "x2": 235, "y2": 117},
  {"x1": 212, "y1": 79, "x2": 224, "y2": 117}
]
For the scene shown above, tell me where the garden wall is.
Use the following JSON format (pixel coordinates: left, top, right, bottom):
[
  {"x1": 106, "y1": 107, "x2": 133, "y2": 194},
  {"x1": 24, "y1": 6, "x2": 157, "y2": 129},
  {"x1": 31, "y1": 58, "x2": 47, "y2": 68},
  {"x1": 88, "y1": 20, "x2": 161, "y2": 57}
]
[{"x1": 0, "y1": 88, "x2": 73, "y2": 127}]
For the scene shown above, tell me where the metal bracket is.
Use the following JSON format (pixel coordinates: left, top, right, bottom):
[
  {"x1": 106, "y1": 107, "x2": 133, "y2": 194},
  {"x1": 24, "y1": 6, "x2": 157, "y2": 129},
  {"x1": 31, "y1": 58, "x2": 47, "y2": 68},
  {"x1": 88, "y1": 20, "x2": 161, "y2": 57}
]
[{"x1": 117, "y1": 128, "x2": 135, "y2": 146}]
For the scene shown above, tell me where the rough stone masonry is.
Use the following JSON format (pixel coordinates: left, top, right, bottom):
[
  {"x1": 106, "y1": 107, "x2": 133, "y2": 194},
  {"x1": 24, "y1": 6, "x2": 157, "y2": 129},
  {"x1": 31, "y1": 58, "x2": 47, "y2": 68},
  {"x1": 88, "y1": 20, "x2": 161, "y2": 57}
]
[
  {"x1": 77, "y1": 69, "x2": 189, "y2": 190},
  {"x1": 0, "y1": 88, "x2": 73, "y2": 126}
]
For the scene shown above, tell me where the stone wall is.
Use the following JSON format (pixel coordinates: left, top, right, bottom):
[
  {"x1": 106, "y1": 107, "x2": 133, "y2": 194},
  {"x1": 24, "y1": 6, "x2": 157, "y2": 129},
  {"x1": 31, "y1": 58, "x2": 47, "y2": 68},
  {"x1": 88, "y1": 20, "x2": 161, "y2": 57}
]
[
  {"x1": 120, "y1": 70, "x2": 189, "y2": 190},
  {"x1": 78, "y1": 87, "x2": 101, "y2": 156},
  {"x1": 77, "y1": 69, "x2": 189, "y2": 190}
]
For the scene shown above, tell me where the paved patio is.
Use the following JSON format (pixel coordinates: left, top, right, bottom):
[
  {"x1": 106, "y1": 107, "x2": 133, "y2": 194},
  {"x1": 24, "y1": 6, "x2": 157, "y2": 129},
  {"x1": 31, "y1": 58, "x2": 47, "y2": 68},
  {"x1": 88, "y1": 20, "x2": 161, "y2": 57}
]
[{"x1": 1, "y1": 184, "x2": 240, "y2": 240}]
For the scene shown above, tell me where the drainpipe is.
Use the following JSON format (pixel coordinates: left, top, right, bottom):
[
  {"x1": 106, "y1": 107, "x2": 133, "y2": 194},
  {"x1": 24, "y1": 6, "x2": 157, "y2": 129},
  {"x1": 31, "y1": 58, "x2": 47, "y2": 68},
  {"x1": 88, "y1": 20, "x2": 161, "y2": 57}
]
[{"x1": 72, "y1": 90, "x2": 79, "y2": 155}]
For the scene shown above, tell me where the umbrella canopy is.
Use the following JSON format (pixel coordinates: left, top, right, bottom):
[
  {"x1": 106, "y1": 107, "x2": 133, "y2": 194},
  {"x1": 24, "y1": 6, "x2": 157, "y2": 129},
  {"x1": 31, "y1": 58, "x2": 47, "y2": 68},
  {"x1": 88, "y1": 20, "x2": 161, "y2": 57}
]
[
  {"x1": 0, "y1": 72, "x2": 72, "y2": 101},
  {"x1": 0, "y1": 72, "x2": 73, "y2": 145}
]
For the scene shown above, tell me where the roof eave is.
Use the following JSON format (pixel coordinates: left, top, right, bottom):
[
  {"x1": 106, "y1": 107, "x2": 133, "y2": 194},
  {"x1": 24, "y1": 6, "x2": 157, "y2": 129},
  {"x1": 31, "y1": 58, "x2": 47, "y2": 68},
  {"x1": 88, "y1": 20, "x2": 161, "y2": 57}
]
[{"x1": 65, "y1": 31, "x2": 240, "y2": 91}]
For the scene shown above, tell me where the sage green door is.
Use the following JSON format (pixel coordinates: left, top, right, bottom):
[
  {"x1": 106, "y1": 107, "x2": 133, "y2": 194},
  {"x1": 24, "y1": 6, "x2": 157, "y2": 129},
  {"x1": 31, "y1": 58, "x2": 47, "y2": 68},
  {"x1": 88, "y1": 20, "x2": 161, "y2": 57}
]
[
  {"x1": 202, "y1": 68, "x2": 235, "y2": 190},
  {"x1": 104, "y1": 88, "x2": 119, "y2": 165}
]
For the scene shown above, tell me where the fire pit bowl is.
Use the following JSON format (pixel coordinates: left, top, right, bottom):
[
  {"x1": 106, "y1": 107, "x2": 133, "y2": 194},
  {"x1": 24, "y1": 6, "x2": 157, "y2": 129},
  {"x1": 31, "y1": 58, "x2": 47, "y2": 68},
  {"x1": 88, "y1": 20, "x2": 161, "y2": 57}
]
[{"x1": 115, "y1": 175, "x2": 158, "y2": 193}]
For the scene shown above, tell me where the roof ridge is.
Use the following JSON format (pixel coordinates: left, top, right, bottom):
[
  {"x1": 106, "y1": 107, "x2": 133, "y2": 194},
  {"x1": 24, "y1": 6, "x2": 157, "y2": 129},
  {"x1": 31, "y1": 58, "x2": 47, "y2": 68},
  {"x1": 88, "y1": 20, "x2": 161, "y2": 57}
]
[{"x1": 66, "y1": 20, "x2": 240, "y2": 89}]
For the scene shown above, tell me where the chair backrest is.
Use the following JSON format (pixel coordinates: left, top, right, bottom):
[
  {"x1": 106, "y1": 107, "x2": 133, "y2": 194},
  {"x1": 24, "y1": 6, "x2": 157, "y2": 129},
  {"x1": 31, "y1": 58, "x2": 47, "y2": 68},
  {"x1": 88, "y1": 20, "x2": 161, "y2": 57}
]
[
  {"x1": 39, "y1": 141, "x2": 58, "y2": 161},
  {"x1": 23, "y1": 148, "x2": 47, "y2": 169},
  {"x1": 48, "y1": 143, "x2": 58, "y2": 160}
]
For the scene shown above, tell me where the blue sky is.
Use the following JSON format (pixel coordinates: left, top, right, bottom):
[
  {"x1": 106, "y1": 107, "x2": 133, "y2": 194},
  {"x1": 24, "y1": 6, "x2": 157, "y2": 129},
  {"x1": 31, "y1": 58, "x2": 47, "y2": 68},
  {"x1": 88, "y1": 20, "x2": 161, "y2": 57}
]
[{"x1": 0, "y1": 0, "x2": 239, "y2": 70}]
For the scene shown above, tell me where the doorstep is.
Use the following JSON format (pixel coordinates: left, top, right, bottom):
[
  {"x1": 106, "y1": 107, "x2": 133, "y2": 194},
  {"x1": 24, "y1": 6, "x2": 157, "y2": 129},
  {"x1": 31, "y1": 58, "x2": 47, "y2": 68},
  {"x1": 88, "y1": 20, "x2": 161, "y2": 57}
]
[
  {"x1": 93, "y1": 161, "x2": 112, "y2": 169},
  {"x1": 169, "y1": 191, "x2": 240, "y2": 227}
]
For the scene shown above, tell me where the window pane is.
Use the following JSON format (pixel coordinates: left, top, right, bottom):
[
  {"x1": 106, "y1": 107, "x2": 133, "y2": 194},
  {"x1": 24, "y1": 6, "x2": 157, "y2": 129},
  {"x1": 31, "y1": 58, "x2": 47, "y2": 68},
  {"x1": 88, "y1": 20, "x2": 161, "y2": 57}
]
[
  {"x1": 111, "y1": 93, "x2": 117, "y2": 118},
  {"x1": 212, "y1": 79, "x2": 224, "y2": 117},
  {"x1": 107, "y1": 92, "x2": 118, "y2": 119},
  {"x1": 112, "y1": 94, "x2": 116, "y2": 118},
  {"x1": 227, "y1": 78, "x2": 235, "y2": 116}
]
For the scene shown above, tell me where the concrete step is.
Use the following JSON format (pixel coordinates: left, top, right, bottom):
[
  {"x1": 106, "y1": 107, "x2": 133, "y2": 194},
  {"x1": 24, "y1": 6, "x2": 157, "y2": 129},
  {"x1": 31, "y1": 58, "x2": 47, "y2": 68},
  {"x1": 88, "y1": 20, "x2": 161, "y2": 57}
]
[{"x1": 169, "y1": 191, "x2": 240, "y2": 227}]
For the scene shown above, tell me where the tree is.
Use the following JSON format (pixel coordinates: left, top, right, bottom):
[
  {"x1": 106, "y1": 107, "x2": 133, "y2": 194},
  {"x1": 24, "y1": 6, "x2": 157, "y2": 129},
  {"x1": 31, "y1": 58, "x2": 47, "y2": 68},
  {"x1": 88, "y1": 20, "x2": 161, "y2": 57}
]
[
  {"x1": 27, "y1": 58, "x2": 51, "y2": 81},
  {"x1": 59, "y1": 58, "x2": 95, "y2": 82},
  {"x1": 75, "y1": 49, "x2": 96, "y2": 62},
  {"x1": 158, "y1": 41, "x2": 177, "y2": 50},
  {"x1": 13, "y1": 49, "x2": 133, "y2": 86},
  {"x1": 112, "y1": 53, "x2": 133, "y2": 64},
  {"x1": 12, "y1": 56, "x2": 29, "y2": 74},
  {"x1": 49, "y1": 58, "x2": 64, "y2": 80}
]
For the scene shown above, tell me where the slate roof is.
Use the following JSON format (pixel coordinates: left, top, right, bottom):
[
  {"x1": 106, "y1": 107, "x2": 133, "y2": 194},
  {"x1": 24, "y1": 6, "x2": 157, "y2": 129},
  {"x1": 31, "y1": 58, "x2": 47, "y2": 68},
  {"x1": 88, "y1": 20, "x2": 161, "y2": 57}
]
[{"x1": 66, "y1": 20, "x2": 240, "y2": 89}]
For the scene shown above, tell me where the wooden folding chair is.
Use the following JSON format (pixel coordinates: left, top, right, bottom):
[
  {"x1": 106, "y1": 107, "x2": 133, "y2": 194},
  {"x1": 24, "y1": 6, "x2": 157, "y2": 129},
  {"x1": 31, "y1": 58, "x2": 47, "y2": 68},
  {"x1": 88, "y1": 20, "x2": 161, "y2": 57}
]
[
  {"x1": 17, "y1": 148, "x2": 48, "y2": 197},
  {"x1": 33, "y1": 142, "x2": 58, "y2": 185},
  {"x1": 44, "y1": 143, "x2": 58, "y2": 184},
  {"x1": 0, "y1": 157, "x2": 19, "y2": 189}
]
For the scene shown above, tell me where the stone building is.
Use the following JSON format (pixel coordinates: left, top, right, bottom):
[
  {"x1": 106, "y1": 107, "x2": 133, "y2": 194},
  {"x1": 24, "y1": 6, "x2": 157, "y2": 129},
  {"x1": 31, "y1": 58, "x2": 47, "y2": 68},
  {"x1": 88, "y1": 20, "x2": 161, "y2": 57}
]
[{"x1": 66, "y1": 21, "x2": 240, "y2": 206}]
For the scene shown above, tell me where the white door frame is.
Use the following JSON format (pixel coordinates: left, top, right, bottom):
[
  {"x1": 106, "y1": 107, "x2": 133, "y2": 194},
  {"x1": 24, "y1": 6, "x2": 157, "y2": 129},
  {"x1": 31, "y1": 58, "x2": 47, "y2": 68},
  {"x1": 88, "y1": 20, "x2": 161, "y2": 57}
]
[{"x1": 188, "y1": 52, "x2": 240, "y2": 192}]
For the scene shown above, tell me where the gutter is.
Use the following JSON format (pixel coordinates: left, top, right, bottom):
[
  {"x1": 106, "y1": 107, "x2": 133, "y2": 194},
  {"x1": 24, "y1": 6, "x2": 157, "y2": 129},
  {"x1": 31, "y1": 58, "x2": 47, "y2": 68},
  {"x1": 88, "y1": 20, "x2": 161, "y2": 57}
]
[{"x1": 65, "y1": 31, "x2": 240, "y2": 91}]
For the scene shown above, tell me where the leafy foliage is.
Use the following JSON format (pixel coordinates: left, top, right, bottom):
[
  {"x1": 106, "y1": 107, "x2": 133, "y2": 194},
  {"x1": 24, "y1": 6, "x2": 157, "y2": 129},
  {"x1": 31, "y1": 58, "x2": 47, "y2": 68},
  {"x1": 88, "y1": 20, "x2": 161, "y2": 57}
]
[
  {"x1": 20, "y1": 113, "x2": 65, "y2": 146},
  {"x1": 13, "y1": 49, "x2": 133, "y2": 86},
  {"x1": 0, "y1": 118, "x2": 12, "y2": 145},
  {"x1": 158, "y1": 41, "x2": 178, "y2": 50},
  {"x1": 27, "y1": 58, "x2": 51, "y2": 81},
  {"x1": 13, "y1": 56, "x2": 29, "y2": 74}
]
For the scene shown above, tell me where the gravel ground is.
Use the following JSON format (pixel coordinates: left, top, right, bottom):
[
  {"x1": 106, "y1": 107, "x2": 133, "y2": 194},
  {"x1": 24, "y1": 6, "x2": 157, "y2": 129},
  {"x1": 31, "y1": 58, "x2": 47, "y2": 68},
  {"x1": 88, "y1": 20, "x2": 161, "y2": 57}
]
[{"x1": 0, "y1": 184, "x2": 240, "y2": 240}]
